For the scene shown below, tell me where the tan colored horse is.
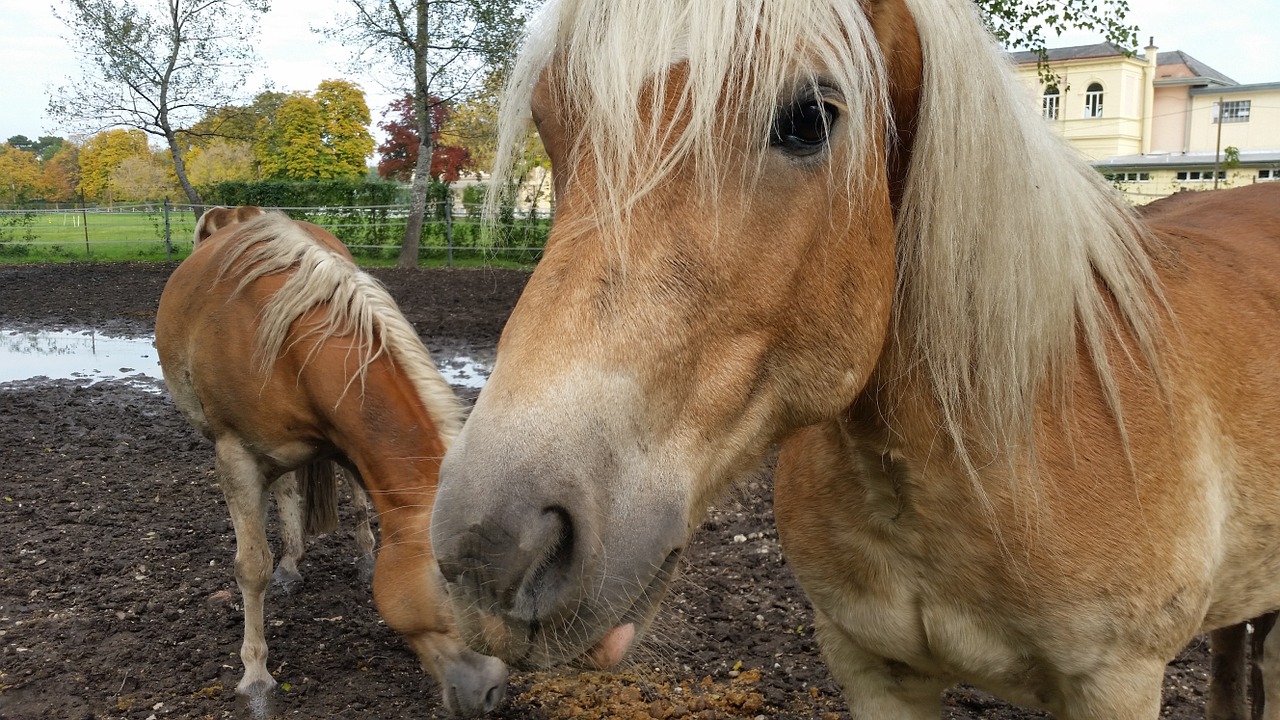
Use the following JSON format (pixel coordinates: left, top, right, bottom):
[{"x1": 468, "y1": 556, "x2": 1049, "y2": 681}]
[
  {"x1": 157, "y1": 208, "x2": 506, "y2": 718},
  {"x1": 427, "y1": 0, "x2": 1280, "y2": 717},
  {"x1": 194, "y1": 208, "x2": 379, "y2": 592}
]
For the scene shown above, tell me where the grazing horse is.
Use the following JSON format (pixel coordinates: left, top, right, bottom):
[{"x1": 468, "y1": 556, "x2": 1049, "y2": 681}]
[
  {"x1": 156, "y1": 208, "x2": 506, "y2": 718},
  {"x1": 426, "y1": 0, "x2": 1280, "y2": 717},
  {"x1": 192, "y1": 207, "x2": 378, "y2": 591}
]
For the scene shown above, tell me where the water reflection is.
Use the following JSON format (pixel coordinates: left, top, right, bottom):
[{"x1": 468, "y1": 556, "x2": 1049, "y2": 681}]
[
  {"x1": 0, "y1": 329, "x2": 163, "y2": 390},
  {"x1": 0, "y1": 328, "x2": 492, "y2": 390}
]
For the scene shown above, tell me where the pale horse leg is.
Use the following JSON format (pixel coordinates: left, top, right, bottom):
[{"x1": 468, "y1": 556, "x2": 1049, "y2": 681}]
[
  {"x1": 343, "y1": 469, "x2": 377, "y2": 584},
  {"x1": 270, "y1": 466, "x2": 377, "y2": 594},
  {"x1": 1209, "y1": 623, "x2": 1251, "y2": 720},
  {"x1": 1050, "y1": 658, "x2": 1167, "y2": 719},
  {"x1": 270, "y1": 471, "x2": 305, "y2": 594},
  {"x1": 812, "y1": 609, "x2": 950, "y2": 719},
  {"x1": 215, "y1": 440, "x2": 278, "y2": 720},
  {"x1": 1253, "y1": 612, "x2": 1280, "y2": 720},
  {"x1": 817, "y1": 607, "x2": 1167, "y2": 718}
]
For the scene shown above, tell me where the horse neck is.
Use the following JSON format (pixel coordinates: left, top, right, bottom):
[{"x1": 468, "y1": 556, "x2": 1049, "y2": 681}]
[
  {"x1": 850, "y1": 340, "x2": 1009, "y2": 482},
  {"x1": 323, "y1": 366, "x2": 450, "y2": 501}
]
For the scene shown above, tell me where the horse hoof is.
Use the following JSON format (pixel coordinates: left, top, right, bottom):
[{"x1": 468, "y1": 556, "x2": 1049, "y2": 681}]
[
  {"x1": 234, "y1": 678, "x2": 277, "y2": 720},
  {"x1": 270, "y1": 567, "x2": 302, "y2": 596}
]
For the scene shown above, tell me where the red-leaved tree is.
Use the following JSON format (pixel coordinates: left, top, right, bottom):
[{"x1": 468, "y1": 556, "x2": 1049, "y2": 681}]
[{"x1": 376, "y1": 95, "x2": 470, "y2": 182}]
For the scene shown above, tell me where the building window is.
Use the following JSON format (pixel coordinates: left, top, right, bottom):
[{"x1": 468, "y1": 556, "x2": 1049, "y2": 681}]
[
  {"x1": 1261, "y1": 169, "x2": 1279, "y2": 182},
  {"x1": 1042, "y1": 86, "x2": 1060, "y2": 120},
  {"x1": 1084, "y1": 83, "x2": 1104, "y2": 118},
  {"x1": 1176, "y1": 170, "x2": 1227, "y2": 182},
  {"x1": 1105, "y1": 172, "x2": 1151, "y2": 183},
  {"x1": 1214, "y1": 100, "x2": 1251, "y2": 124}
]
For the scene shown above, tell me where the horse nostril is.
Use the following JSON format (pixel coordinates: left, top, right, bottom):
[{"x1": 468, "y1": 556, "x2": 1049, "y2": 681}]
[
  {"x1": 511, "y1": 506, "x2": 576, "y2": 612},
  {"x1": 541, "y1": 506, "x2": 575, "y2": 570},
  {"x1": 483, "y1": 683, "x2": 503, "y2": 712},
  {"x1": 435, "y1": 502, "x2": 582, "y2": 621}
]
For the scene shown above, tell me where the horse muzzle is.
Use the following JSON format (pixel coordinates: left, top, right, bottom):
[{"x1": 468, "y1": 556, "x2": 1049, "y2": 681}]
[{"x1": 431, "y1": 408, "x2": 687, "y2": 669}]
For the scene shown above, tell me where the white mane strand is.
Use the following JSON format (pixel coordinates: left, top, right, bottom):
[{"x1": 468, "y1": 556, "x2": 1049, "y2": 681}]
[{"x1": 894, "y1": 0, "x2": 1162, "y2": 464}]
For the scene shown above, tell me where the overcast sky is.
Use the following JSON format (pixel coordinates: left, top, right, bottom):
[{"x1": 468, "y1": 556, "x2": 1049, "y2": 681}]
[{"x1": 1, "y1": 0, "x2": 1276, "y2": 144}]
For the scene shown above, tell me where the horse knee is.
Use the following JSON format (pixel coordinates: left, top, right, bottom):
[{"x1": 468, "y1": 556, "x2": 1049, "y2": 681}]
[{"x1": 234, "y1": 544, "x2": 273, "y2": 593}]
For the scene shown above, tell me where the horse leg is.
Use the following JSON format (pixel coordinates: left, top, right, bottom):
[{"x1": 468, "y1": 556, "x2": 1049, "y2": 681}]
[
  {"x1": 216, "y1": 441, "x2": 278, "y2": 720},
  {"x1": 1255, "y1": 612, "x2": 1280, "y2": 720},
  {"x1": 343, "y1": 470, "x2": 376, "y2": 584},
  {"x1": 371, "y1": 503, "x2": 507, "y2": 716},
  {"x1": 1209, "y1": 623, "x2": 1251, "y2": 720},
  {"x1": 1056, "y1": 660, "x2": 1165, "y2": 720},
  {"x1": 270, "y1": 471, "x2": 305, "y2": 595},
  {"x1": 811, "y1": 610, "x2": 947, "y2": 719}
]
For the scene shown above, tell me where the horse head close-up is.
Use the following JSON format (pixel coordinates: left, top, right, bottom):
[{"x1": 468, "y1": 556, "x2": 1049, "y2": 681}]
[{"x1": 431, "y1": 0, "x2": 1280, "y2": 717}]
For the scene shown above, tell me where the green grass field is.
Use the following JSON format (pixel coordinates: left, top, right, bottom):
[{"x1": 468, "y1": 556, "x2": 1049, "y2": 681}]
[
  {"x1": 0, "y1": 208, "x2": 196, "y2": 262},
  {"x1": 0, "y1": 207, "x2": 546, "y2": 267}
]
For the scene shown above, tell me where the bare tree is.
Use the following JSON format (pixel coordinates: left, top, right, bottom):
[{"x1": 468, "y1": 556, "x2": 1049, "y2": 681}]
[
  {"x1": 323, "y1": 0, "x2": 528, "y2": 268},
  {"x1": 49, "y1": 0, "x2": 271, "y2": 209}
]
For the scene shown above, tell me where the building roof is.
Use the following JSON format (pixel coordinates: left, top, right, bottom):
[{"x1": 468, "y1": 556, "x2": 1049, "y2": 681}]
[
  {"x1": 1010, "y1": 43, "x2": 1238, "y2": 86},
  {"x1": 1094, "y1": 150, "x2": 1280, "y2": 169},
  {"x1": 1009, "y1": 42, "x2": 1130, "y2": 65},
  {"x1": 1190, "y1": 81, "x2": 1280, "y2": 97},
  {"x1": 1155, "y1": 50, "x2": 1236, "y2": 85}
]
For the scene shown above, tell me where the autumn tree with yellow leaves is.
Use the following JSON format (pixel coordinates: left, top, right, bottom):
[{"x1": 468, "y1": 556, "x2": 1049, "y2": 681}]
[
  {"x1": 76, "y1": 129, "x2": 151, "y2": 204},
  {"x1": 254, "y1": 81, "x2": 375, "y2": 181}
]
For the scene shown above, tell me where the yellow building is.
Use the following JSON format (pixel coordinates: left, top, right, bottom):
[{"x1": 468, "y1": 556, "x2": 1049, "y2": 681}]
[{"x1": 1013, "y1": 42, "x2": 1280, "y2": 203}]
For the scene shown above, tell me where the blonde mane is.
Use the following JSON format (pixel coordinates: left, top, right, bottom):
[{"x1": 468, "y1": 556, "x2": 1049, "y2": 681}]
[
  {"x1": 216, "y1": 212, "x2": 465, "y2": 442},
  {"x1": 491, "y1": 0, "x2": 1161, "y2": 464}
]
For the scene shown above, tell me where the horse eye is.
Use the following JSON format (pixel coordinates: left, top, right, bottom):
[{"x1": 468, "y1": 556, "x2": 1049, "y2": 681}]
[{"x1": 770, "y1": 99, "x2": 839, "y2": 156}]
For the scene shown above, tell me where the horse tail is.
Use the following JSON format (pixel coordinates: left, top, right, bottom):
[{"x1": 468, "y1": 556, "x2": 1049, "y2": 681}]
[{"x1": 297, "y1": 460, "x2": 340, "y2": 537}]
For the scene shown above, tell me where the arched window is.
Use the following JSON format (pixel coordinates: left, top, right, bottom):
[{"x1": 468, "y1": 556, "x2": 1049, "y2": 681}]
[
  {"x1": 1042, "y1": 86, "x2": 1060, "y2": 120},
  {"x1": 1084, "y1": 83, "x2": 1104, "y2": 118}
]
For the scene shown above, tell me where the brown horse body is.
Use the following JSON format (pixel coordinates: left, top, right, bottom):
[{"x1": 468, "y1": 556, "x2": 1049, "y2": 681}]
[
  {"x1": 427, "y1": 0, "x2": 1280, "y2": 717},
  {"x1": 193, "y1": 208, "x2": 379, "y2": 593},
  {"x1": 156, "y1": 208, "x2": 505, "y2": 717}
]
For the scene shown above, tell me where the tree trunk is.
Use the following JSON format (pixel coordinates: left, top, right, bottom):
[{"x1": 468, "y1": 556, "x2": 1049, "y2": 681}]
[
  {"x1": 396, "y1": 0, "x2": 434, "y2": 269},
  {"x1": 398, "y1": 145, "x2": 434, "y2": 268},
  {"x1": 163, "y1": 127, "x2": 204, "y2": 218}
]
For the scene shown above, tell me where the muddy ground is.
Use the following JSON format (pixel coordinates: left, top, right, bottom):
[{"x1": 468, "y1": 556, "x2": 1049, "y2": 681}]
[{"x1": 0, "y1": 262, "x2": 1214, "y2": 719}]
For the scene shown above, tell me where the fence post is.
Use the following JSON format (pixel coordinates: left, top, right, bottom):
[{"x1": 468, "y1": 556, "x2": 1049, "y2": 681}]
[
  {"x1": 163, "y1": 199, "x2": 172, "y2": 262},
  {"x1": 80, "y1": 194, "x2": 90, "y2": 258},
  {"x1": 445, "y1": 199, "x2": 454, "y2": 267}
]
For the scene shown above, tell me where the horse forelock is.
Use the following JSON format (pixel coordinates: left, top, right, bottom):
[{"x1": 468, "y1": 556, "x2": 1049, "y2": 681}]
[
  {"x1": 216, "y1": 212, "x2": 466, "y2": 442},
  {"x1": 497, "y1": 0, "x2": 1164, "y2": 471},
  {"x1": 489, "y1": 0, "x2": 890, "y2": 227}
]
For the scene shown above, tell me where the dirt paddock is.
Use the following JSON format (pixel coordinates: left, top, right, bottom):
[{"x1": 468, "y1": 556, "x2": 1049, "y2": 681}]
[{"x1": 0, "y1": 263, "x2": 1214, "y2": 719}]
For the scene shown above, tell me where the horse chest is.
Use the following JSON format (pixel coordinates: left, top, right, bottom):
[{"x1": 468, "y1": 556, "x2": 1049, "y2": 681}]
[
  {"x1": 776, "y1": 433, "x2": 1087, "y2": 703},
  {"x1": 803, "y1": 503, "x2": 1034, "y2": 681}
]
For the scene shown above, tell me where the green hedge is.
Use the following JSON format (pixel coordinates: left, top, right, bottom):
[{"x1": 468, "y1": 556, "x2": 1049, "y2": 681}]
[{"x1": 200, "y1": 179, "x2": 402, "y2": 208}]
